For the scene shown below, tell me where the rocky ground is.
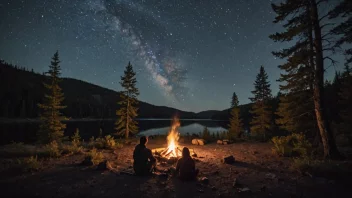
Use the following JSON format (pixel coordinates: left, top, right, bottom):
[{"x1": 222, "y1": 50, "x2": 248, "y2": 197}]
[{"x1": 0, "y1": 139, "x2": 351, "y2": 198}]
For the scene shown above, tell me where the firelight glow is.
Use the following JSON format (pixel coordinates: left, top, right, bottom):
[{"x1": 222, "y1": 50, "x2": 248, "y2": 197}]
[{"x1": 164, "y1": 117, "x2": 181, "y2": 158}]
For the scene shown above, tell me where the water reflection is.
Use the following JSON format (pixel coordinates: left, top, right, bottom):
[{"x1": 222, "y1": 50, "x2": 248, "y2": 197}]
[
  {"x1": 139, "y1": 123, "x2": 227, "y2": 136},
  {"x1": 0, "y1": 119, "x2": 229, "y2": 145}
]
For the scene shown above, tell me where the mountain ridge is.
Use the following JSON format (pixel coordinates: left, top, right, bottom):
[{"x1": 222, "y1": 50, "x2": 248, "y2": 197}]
[{"x1": 0, "y1": 61, "x2": 227, "y2": 119}]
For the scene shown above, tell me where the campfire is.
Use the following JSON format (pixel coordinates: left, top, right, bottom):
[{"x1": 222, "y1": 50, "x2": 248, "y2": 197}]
[{"x1": 153, "y1": 117, "x2": 195, "y2": 160}]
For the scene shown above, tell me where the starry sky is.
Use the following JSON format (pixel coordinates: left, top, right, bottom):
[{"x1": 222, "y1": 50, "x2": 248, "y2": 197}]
[{"x1": 0, "y1": 0, "x2": 345, "y2": 112}]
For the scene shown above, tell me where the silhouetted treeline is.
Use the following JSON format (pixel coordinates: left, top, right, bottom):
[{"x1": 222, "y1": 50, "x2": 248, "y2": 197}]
[{"x1": 0, "y1": 60, "x2": 197, "y2": 119}]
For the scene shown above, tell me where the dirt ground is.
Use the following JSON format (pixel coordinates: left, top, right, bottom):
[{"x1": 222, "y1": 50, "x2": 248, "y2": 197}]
[{"x1": 0, "y1": 139, "x2": 351, "y2": 198}]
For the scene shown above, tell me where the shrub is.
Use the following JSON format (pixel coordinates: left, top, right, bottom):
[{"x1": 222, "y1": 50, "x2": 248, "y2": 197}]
[
  {"x1": 271, "y1": 133, "x2": 312, "y2": 157},
  {"x1": 88, "y1": 135, "x2": 122, "y2": 150},
  {"x1": 202, "y1": 127, "x2": 212, "y2": 142},
  {"x1": 44, "y1": 141, "x2": 61, "y2": 158},
  {"x1": 61, "y1": 144, "x2": 83, "y2": 155},
  {"x1": 86, "y1": 148, "x2": 104, "y2": 165},
  {"x1": 71, "y1": 128, "x2": 81, "y2": 147},
  {"x1": 104, "y1": 135, "x2": 116, "y2": 149},
  {"x1": 20, "y1": 155, "x2": 42, "y2": 172}
]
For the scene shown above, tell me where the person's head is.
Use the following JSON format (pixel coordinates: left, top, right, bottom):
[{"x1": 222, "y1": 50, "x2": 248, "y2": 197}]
[
  {"x1": 182, "y1": 147, "x2": 190, "y2": 157},
  {"x1": 140, "y1": 136, "x2": 148, "y2": 145}
]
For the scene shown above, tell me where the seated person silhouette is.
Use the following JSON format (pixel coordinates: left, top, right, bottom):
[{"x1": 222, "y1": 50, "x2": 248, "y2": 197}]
[
  {"x1": 133, "y1": 136, "x2": 156, "y2": 176},
  {"x1": 175, "y1": 147, "x2": 199, "y2": 181}
]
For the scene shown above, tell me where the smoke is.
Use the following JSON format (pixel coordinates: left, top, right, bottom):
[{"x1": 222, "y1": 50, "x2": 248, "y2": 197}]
[{"x1": 86, "y1": 0, "x2": 188, "y2": 101}]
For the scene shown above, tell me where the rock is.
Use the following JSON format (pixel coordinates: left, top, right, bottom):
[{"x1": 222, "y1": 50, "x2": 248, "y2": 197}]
[
  {"x1": 252, "y1": 151, "x2": 258, "y2": 155},
  {"x1": 238, "y1": 187, "x2": 251, "y2": 193},
  {"x1": 80, "y1": 156, "x2": 93, "y2": 166},
  {"x1": 192, "y1": 139, "x2": 206, "y2": 145},
  {"x1": 223, "y1": 141, "x2": 228, "y2": 145},
  {"x1": 217, "y1": 140, "x2": 223, "y2": 145},
  {"x1": 265, "y1": 173, "x2": 276, "y2": 180},
  {"x1": 222, "y1": 156, "x2": 235, "y2": 164},
  {"x1": 200, "y1": 177, "x2": 209, "y2": 184},
  {"x1": 97, "y1": 160, "x2": 111, "y2": 171},
  {"x1": 192, "y1": 153, "x2": 198, "y2": 157}
]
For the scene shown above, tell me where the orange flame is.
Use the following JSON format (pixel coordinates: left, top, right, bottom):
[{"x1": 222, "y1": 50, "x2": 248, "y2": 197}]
[{"x1": 165, "y1": 117, "x2": 181, "y2": 158}]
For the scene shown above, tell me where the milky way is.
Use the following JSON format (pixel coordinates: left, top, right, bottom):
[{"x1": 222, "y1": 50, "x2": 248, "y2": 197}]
[
  {"x1": 0, "y1": 0, "x2": 345, "y2": 112},
  {"x1": 85, "y1": 0, "x2": 188, "y2": 102}
]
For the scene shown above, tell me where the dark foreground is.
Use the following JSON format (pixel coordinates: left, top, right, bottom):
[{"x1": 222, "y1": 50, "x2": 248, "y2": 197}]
[{"x1": 0, "y1": 140, "x2": 351, "y2": 198}]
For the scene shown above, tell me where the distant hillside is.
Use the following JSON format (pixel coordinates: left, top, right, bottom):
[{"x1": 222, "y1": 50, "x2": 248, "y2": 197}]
[
  {"x1": 195, "y1": 110, "x2": 222, "y2": 119},
  {"x1": 0, "y1": 60, "x2": 196, "y2": 119}
]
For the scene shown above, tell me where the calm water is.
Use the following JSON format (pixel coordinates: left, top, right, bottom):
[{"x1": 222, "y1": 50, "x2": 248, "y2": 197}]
[{"x1": 0, "y1": 119, "x2": 229, "y2": 145}]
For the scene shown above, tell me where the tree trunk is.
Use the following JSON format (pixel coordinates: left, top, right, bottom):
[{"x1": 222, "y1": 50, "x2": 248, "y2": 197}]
[
  {"x1": 126, "y1": 98, "x2": 129, "y2": 139},
  {"x1": 310, "y1": 0, "x2": 341, "y2": 159}
]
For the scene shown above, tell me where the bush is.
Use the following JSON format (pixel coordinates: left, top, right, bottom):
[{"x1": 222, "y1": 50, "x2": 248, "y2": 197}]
[
  {"x1": 61, "y1": 144, "x2": 83, "y2": 155},
  {"x1": 71, "y1": 128, "x2": 81, "y2": 148},
  {"x1": 44, "y1": 141, "x2": 61, "y2": 158},
  {"x1": 86, "y1": 148, "x2": 104, "y2": 165},
  {"x1": 202, "y1": 127, "x2": 212, "y2": 142},
  {"x1": 20, "y1": 155, "x2": 42, "y2": 172},
  {"x1": 60, "y1": 129, "x2": 83, "y2": 155},
  {"x1": 271, "y1": 133, "x2": 312, "y2": 157},
  {"x1": 88, "y1": 135, "x2": 122, "y2": 150}
]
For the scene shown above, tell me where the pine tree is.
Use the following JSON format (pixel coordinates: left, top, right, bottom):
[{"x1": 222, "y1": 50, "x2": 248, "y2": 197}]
[
  {"x1": 37, "y1": 51, "x2": 66, "y2": 143},
  {"x1": 228, "y1": 91, "x2": 243, "y2": 140},
  {"x1": 270, "y1": 0, "x2": 341, "y2": 159},
  {"x1": 231, "y1": 92, "x2": 239, "y2": 108},
  {"x1": 329, "y1": 0, "x2": 352, "y2": 65},
  {"x1": 338, "y1": 64, "x2": 352, "y2": 146},
  {"x1": 249, "y1": 66, "x2": 272, "y2": 140},
  {"x1": 202, "y1": 127, "x2": 211, "y2": 142},
  {"x1": 115, "y1": 62, "x2": 139, "y2": 139},
  {"x1": 275, "y1": 94, "x2": 296, "y2": 133}
]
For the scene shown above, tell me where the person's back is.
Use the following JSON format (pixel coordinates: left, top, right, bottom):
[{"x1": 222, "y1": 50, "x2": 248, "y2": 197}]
[
  {"x1": 175, "y1": 147, "x2": 199, "y2": 181},
  {"x1": 133, "y1": 136, "x2": 156, "y2": 176}
]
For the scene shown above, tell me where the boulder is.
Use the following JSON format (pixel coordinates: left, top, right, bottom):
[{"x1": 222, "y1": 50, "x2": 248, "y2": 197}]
[
  {"x1": 80, "y1": 156, "x2": 94, "y2": 166},
  {"x1": 217, "y1": 140, "x2": 223, "y2": 145},
  {"x1": 222, "y1": 156, "x2": 235, "y2": 164},
  {"x1": 96, "y1": 160, "x2": 112, "y2": 171},
  {"x1": 192, "y1": 139, "x2": 205, "y2": 145},
  {"x1": 200, "y1": 177, "x2": 209, "y2": 184}
]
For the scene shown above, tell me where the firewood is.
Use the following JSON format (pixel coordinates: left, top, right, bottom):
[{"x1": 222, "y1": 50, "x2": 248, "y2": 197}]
[
  {"x1": 161, "y1": 149, "x2": 169, "y2": 155},
  {"x1": 164, "y1": 150, "x2": 173, "y2": 157}
]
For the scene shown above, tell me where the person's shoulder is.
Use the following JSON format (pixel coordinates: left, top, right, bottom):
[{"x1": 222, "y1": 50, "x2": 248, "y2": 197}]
[{"x1": 134, "y1": 144, "x2": 141, "y2": 149}]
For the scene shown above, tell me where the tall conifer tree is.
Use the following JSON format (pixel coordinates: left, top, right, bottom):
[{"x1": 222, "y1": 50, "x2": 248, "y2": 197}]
[
  {"x1": 270, "y1": 0, "x2": 341, "y2": 159},
  {"x1": 228, "y1": 92, "x2": 243, "y2": 139},
  {"x1": 231, "y1": 92, "x2": 239, "y2": 108},
  {"x1": 38, "y1": 51, "x2": 66, "y2": 143},
  {"x1": 338, "y1": 64, "x2": 352, "y2": 146},
  {"x1": 116, "y1": 62, "x2": 139, "y2": 139},
  {"x1": 249, "y1": 66, "x2": 272, "y2": 140},
  {"x1": 275, "y1": 94, "x2": 296, "y2": 133},
  {"x1": 329, "y1": 0, "x2": 352, "y2": 65}
]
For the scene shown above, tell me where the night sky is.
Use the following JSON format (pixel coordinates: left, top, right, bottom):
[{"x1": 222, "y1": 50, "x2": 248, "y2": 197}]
[{"x1": 0, "y1": 0, "x2": 344, "y2": 112}]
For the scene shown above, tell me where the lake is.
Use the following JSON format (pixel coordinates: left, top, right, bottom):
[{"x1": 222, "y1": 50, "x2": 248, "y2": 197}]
[{"x1": 0, "y1": 119, "x2": 229, "y2": 145}]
